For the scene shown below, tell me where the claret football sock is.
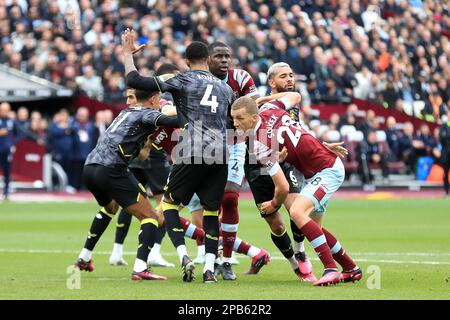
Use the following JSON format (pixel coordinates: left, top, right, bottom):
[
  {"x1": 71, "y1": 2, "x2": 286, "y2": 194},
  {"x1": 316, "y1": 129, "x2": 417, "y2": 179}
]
[
  {"x1": 180, "y1": 216, "x2": 205, "y2": 241},
  {"x1": 233, "y1": 237, "x2": 260, "y2": 258},
  {"x1": 300, "y1": 220, "x2": 337, "y2": 270},
  {"x1": 221, "y1": 191, "x2": 239, "y2": 262},
  {"x1": 322, "y1": 227, "x2": 356, "y2": 271}
]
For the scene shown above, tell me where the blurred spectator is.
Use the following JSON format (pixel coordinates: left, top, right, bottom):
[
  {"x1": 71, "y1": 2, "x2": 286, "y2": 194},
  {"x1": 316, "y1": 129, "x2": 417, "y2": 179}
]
[
  {"x1": 414, "y1": 123, "x2": 437, "y2": 158},
  {"x1": 357, "y1": 130, "x2": 389, "y2": 184},
  {"x1": 0, "y1": 102, "x2": 18, "y2": 200},
  {"x1": 327, "y1": 113, "x2": 341, "y2": 131},
  {"x1": 439, "y1": 110, "x2": 450, "y2": 197},
  {"x1": 338, "y1": 103, "x2": 361, "y2": 131},
  {"x1": 48, "y1": 108, "x2": 73, "y2": 184},
  {"x1": 16, "y1": 105, "x2": 30, "y2": 139},
  {"x1": 75, "y1": 65, "x2": 104, "y2": 101},
  {"x1": 398, "y1": 122, "x2": 417, "y2": 174},
  {"x1": 71, "y1": 106, "x2": 95, "y2": 190},
  {"x1": 385, "y1": 116, "x2": 401, "y2": 161}
]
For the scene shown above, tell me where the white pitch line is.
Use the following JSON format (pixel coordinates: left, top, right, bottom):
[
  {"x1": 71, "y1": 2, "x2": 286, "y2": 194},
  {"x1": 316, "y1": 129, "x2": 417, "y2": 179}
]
[{"x1": 1, "y1": 248, "x2": 450, "y2": 266}]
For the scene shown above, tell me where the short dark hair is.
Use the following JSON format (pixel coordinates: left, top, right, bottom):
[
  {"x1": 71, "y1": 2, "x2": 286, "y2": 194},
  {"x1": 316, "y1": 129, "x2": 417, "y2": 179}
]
[
  {"x1": 185, "y1": 41, "x2": 209, "y2": 62},
  {"x1": 207, "y1": 41, "x2": 229, "y2": 55},
  {"x1": 134, "y1": 88, "x2": 158, "y2": 101},
  {"x1": 155, "y1": 63, "x2": 179, "y2": 76}
]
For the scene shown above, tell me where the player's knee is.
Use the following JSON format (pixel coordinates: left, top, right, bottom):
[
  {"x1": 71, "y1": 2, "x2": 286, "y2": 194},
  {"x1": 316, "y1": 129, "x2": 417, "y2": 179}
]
[
  {"x1": 271, "y1": 223, "x2": 286, "y2": 236},
  {"x1": 225, "y1": 181, "x2": 241, "y2": 193},
  {"x1": 105, "y1": 201, "x2": 119, "y2": 215},
  {"x1": 265, "y1": 215, "x2": 285, "y2": 235}
]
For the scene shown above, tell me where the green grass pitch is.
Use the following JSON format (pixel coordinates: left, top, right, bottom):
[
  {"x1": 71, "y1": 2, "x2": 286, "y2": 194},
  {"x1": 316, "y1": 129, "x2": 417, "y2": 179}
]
[{"x1": 0, "y1": 199, "x2": 449, "y2": 300}]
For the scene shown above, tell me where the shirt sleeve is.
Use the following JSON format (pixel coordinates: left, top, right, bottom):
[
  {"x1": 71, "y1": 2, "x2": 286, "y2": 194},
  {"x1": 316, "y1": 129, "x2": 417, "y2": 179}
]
[
  {"x1": 126, "y1": 71, "x2": 161, "y2": 92},
  {"x1": 142, "y1": 109, "x2": 179, "y2": 128},
  {"x1": 240, "y1": 70, "x2": 259, "y2": 97},
  {"x1": 155, "y1": 115, "x2": 179, "y2": 128},
  {"x1": 278, "y1": 96, "x2": 294, "y2": 110}
]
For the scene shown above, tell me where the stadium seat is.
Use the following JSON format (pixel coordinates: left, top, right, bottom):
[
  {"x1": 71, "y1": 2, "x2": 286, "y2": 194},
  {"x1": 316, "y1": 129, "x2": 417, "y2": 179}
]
[
  {"x1": 376, "y1": 130, "x2": 387, "y2": 142},
  {"x1": 348, "y1": 130, "x2": 364, "y2": 142},
  {"x1": 309, "y1": 119, "x2": 321, "y2": 130},
  {"x1": 323, "y1": 130, "x2": 341, "y2": 143},
  {"x1": 342, "y1": 138, "x2": 359, "y2": 174},
  {"x1": 403, "y1": 102, "x2": 413, "y2": 116},
  {"x1": 412, "y1": 101, "x2": 425, "y2": 118},
  {"x1": 318, "y1": 125, "x2": 329, "y2": 138},
  {"x1": 340, "y1": 125, "x2": 357, "y2": 138}
]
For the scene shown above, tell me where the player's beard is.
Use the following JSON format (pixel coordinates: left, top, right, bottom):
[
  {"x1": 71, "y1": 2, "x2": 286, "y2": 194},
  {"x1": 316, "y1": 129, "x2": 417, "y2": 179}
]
[{"x1": 275, "y1": 84, "x2": 295, "y2": 93}]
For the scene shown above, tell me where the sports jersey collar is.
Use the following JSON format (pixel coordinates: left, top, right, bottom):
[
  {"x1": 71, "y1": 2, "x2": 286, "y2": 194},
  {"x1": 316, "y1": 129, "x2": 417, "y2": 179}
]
[
  {"x1": 255, "y1": 116, "x2": 262, "y2": 131},
  {"x1": 222, "y1": 72, "x2": 228, "y2": 83}
]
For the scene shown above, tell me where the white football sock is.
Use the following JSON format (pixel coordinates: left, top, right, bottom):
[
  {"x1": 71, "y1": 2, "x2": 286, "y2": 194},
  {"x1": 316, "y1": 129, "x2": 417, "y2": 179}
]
[{"x1": 79, "y1": 248, "x2": 92, "y2": 261}]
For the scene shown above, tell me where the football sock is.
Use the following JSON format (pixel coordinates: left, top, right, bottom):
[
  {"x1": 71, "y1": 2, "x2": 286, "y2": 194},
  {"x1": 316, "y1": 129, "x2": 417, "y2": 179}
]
[
  {"x1": 197, "y1": 245, "x2": 206, "y2": 257},
  {"x1": 150, "y1": 243, "x2": 161, "y2": 255},
  {"x1": 290, "y1": 218, "x2": 305, "y2": 252},
  {"x1": 221, "y1": 191, "x2": 239, "y2": 262},
  {"x1": 203, "y1": 213, "x2": 220, "y2": 258},
  {"x1": 204, "y1": 253, "x2": 216, "y2": 273},
  {"x1": 136, "y1": 218, "x2": 158, "y2": 264},
  {"x1": 270, "y1": 229, "x2": 294, "y2": 258},
  {"x1": 322, "y1": 227, "x2": 356, "y2": 271},
  {"x1": 114, "y1": 209, "x2": 132, "y2": 244},
  {"x1": 84, "y1": 207, "x2": 115, "y2": 251},
  {"x1": 270, "y1": 229, "x2": 298, "y2": 271},
  {"x1": 111, "y1": 243, "x2": 123, "y2": 259},
  {"x1": 79, "y1": 248, "x2": 92, "y2": 261},
  {"x1": 154, "y1": 226, "x2": 166, "y2": 245},
  {"x1": 300, "y1": 220, "x2": 337, "y2": 270},
  {"x1": 163, "y1": 203, "x2": 186, "y2": 250},
  {"x1": 180, "y1": 216, "x2": 205, "y2": 241},
  {"x1": 233, "y1": 237, "x2": 260, "y2": 258},
  {"x1": 176, "y1": 245, "x2": 188, "y2": 263}
]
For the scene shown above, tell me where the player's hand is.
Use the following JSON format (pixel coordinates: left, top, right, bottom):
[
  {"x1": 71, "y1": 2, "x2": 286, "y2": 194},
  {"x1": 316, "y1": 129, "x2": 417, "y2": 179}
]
[
  {"x1": 276, "y1": 146, "x2": 288, "y2": 162},
  {"x1": 121, "y1": 28, "x2": 142, "y2": 54},
  {"x1": 260, "y1": 200, "x2": 278, "y2": 215},
  {"x1": 155, "y1": 202, "x2": 165, "y2": 227},
  {"x1": 323, "y1": 141, "x2": 348, "y2": 159},
  {"x1": 0, "y1": 128, "x2": 8, "y2": 136}
]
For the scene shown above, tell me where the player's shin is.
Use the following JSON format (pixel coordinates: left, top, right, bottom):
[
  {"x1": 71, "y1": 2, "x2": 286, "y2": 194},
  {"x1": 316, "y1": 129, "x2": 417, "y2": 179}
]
[
  {"x1": 270, "y1": 230, "x2": 298, "y2": 270},
  {"x1": 111, "y1": 209, "x2": 132, "y2": 260},
  {"x1": 322, "y1": 227, "x2": 356, "y2": 271},
  {"x1": 80, "y1": 207, "x2": 115, "y2": 260},
  {"x1": 299, "y1": 219, "x2": 337, "y2": 271},
  {"x1": 134, "y1": 218, "x2": 158, "y2": 272},
  {"x1": 290, "y1": 218, "x2": 305, "y2": 253},
  {"x1": 163, "y1": 202, "x2": 188, "y2": 262},
  {"x1": 221, "y1": 191, "x2": 239, "y2": 263},
  {"x1": 203, "y1": 212, "x2": 220, "y2": 273}
]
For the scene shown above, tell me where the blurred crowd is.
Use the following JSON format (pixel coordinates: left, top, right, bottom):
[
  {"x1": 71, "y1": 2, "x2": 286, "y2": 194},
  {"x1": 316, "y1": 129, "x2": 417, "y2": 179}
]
[
  {"x1": 304, "y1": 103, "x2": 449, "y2": 185},
  {"x1": 1, "y1": 101, "x2": 114, "y2": 190},
  {"x1": 1, "y1": 0, "x2": 450, "y2": 123}
]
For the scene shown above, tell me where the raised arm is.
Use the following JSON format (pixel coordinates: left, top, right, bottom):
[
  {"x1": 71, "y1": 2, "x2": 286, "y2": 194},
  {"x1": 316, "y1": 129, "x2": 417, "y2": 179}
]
[{"x1": 122, "y1": 29, "x2": 162, "y2": 92}]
